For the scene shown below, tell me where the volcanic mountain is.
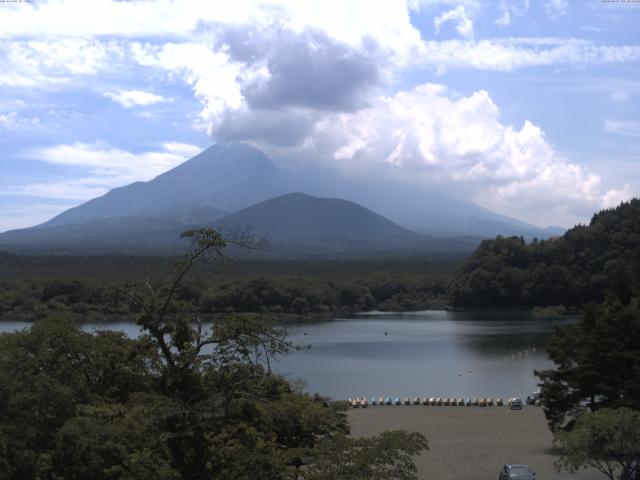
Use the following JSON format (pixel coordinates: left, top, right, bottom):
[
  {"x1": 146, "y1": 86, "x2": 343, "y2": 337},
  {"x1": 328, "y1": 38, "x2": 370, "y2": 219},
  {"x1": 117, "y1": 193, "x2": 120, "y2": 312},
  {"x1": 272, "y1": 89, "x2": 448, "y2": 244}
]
[{"x1": 0, "y1": 143, "x2": 561, "y2": 255}]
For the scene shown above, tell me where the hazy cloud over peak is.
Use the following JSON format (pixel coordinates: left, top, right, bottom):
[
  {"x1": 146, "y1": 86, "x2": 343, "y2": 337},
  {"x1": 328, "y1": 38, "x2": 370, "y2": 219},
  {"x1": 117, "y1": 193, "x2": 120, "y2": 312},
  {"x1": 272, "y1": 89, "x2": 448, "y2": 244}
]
[{"x1": 249, "y1": 83, "x2": 627, "y2": 227}]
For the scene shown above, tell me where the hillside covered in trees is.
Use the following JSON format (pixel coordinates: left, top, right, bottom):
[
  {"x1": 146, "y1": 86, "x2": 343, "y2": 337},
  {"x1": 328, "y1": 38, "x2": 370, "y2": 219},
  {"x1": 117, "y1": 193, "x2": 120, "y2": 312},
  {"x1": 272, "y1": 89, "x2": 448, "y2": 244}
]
[{"x1": 449, "y1": 199, "x2": 640, "y2": 308}]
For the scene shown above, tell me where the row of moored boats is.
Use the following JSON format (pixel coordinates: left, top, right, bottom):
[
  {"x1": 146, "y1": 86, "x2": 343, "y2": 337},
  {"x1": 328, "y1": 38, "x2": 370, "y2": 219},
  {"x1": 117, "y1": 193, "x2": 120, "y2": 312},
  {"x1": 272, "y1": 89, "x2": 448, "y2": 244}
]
[{"x1": 348, "y1": 396, "x2": 536, "y2": 408}]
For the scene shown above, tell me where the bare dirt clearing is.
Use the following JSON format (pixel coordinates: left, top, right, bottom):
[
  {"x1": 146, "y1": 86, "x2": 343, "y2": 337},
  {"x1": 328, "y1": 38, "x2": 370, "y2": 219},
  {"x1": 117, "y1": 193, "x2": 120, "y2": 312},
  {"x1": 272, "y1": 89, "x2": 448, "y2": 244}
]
[{"x1": 348, "y1": 406, "x2": 603, "y2": 480}]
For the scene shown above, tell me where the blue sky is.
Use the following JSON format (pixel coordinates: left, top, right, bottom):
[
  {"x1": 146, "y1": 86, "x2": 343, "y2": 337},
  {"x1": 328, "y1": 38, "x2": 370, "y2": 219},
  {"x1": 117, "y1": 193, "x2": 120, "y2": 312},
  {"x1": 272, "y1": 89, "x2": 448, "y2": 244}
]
[{"x1": 0, "y1": 0, "x2": 639, "y2": 232}]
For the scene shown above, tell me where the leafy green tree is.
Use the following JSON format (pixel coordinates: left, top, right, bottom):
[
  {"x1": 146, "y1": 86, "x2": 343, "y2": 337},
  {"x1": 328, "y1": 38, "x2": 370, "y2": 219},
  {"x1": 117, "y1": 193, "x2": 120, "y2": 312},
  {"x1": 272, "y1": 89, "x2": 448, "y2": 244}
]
[
  {"x1": 554, "y1": 408, "x2": 640, "y2": 480},
  {"x1": 51, "y1": 401, "x2": 178, "y2": 480},
  {"x1": 536, "y1": 298, "x2": 640, "y2": 429},
  {"x1": 0, "y1": 316, "x2": 156, "y2": 479},
  {"x1": 302, "y1": 430, "x2": 428, "y2": 480},
  {"x1": 0, "y1": 228, "x2": 428, "y2": 480}
]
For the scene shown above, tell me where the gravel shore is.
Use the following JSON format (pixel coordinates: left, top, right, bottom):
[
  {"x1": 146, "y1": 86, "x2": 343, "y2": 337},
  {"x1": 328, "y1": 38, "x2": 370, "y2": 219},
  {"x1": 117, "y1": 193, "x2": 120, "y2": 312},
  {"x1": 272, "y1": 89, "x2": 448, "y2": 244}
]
[{"x1": 348, "y1": 406, "x2": 603, "y2": 480}]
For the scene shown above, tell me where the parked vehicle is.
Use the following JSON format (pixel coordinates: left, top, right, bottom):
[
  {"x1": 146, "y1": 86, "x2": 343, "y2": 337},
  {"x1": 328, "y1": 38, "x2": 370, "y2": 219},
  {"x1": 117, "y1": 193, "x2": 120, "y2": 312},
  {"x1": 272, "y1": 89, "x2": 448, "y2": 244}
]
[
  {"x1": 509, "y1": 397, "x2": 523, "y2": 410},
  {"x1": 499, "y1": 464, "x2": 536, "y2": 479}
]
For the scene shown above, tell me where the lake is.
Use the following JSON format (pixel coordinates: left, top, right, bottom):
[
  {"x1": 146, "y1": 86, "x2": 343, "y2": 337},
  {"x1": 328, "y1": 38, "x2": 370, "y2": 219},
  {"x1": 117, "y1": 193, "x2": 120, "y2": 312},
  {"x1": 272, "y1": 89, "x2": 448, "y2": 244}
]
[{"x1": 0, "y1": 310, "x2": 575, "y2": 400}]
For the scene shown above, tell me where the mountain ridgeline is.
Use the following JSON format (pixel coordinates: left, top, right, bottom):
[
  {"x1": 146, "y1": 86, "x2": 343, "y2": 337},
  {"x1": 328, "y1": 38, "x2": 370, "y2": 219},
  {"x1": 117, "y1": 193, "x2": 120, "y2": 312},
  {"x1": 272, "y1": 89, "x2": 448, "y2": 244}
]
[
  {"x1": 449, "y1": 199, "x2": 640, "y2": 308},
  {"x1": 40, "y1": 143, "x2": 282, "y2": 226},
  {"x1": 0, "y1": 192, "x2": 479, "y2": 256},
  {"x1": 214, "y1": 192, "x2": 421, "y2": 253},
  {"x1": 0, "y1": 143, "x2": 562, "y2": 256}
]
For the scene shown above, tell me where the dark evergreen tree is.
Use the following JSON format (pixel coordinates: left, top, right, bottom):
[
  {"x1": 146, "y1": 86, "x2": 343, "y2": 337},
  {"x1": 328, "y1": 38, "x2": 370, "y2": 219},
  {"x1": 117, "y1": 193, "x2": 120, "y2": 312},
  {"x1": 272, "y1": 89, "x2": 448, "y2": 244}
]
[{"x1": 536, "y1": 298, "x2": 640, "y2": 430}]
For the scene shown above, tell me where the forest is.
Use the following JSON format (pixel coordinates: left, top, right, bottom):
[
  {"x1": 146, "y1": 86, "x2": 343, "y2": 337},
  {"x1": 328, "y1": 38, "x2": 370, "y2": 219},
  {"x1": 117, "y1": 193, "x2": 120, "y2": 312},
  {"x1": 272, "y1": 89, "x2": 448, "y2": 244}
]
[
  {"x1": 0, "y1": 254, "x2": 453, "y2": 321},
  {"x1": 449, "y1": 199, "x2": 640, "y2": 308}
]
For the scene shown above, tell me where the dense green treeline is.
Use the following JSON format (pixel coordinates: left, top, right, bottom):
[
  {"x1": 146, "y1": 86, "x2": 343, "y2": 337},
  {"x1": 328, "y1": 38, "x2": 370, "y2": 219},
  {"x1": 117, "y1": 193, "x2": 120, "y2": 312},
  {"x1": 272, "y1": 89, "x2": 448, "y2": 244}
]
[
  {"x1": 0, "y1": 256, "x2": 453, "y2": 321},
  {"x1": 450, "y1": 199, "x2": 640, "y2": 308},
  {"x1": 0, "y1": 251, "x2": 457, "y2": 281},
  {"x1": 200, "y1": 273, "x2": 448, "y2": 315}
]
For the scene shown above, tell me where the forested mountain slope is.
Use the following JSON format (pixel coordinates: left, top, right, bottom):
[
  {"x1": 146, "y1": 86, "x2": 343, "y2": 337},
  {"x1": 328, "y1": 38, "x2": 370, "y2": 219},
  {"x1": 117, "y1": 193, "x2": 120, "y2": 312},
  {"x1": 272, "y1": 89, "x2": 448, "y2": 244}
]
[{"x1": 449, "y1": 199, "x2": 640, "y2": 307}]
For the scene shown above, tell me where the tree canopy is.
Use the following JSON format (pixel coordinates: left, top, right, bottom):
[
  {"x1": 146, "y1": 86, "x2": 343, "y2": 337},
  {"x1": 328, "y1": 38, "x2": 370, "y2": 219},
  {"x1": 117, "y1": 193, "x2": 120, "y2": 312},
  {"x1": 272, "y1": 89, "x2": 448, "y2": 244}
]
[
  {"x1": 0, "y1": 256, "x2": 452, "y2": 322},
  {"x1": 449, "y1": 199, "x2": 640, "y2": 308},
  {"x1": 536, "y1": 298, "x2": 640, "y2": 430},
  {"x1": 0, "y1": 228, "x2": 427, "y2": 480},
  {"x1": 554, "y1": 408, "x2": 640, "y2": 480}
]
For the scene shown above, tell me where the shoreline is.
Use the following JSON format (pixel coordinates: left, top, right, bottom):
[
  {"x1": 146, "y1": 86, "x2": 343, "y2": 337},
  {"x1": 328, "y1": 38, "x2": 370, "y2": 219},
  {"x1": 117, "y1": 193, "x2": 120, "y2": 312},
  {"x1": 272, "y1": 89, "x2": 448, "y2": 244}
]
[{"x1": 0, "y1": 305, "x2": 579, "y2": 324}]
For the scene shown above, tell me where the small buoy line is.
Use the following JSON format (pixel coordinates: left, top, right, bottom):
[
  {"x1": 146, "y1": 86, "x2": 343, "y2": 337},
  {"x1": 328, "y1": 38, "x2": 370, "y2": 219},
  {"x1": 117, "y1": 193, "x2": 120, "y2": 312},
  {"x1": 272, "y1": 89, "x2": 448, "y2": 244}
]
[
  {"x1": 346, "y1": 396, "x2": 542, "y2": 408},
  {"x1": 456, "y1": 347, "x2": 538, "y2": 377},
  {"x1": 368, "y1": 332, "x2": 538, "y2": 379}
]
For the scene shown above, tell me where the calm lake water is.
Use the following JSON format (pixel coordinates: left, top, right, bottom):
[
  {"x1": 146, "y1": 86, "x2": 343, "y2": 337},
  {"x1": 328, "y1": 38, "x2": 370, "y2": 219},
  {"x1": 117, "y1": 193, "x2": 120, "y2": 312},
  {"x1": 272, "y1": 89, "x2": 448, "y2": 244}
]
[{"x1": 0, "y1": 310, "x2": 576, "y2": 400}]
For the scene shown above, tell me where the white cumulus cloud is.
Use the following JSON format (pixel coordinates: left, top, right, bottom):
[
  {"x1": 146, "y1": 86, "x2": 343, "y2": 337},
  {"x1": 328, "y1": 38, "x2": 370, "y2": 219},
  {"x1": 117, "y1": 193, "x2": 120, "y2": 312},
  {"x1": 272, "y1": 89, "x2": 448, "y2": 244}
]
[
  {"x1": 103, "y1": 89, "x2": 172, "y2": 108},
  {"x1": 30, "y1": 141, "x2": 201, "y2": 179},
  {"x1": 254, "y1": 84, "x2": 633, "y2": 226},
  {"x1": 0, "y1": 39, "x2": 120, "y2": 88},
  {"x1": 434, "y1": 5, "x2": 474, "y2": 38},
  {"x1": 11, "y1": 142, "x2": 203, "y2": 201}
]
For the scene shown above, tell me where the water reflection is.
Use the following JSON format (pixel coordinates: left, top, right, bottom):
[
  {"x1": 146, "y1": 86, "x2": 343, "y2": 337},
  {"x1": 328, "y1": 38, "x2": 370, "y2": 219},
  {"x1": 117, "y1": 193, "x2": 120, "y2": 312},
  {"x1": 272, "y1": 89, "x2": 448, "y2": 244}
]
[{"x1": 277, "y1": 310, "x2": 576, "y2": 400}]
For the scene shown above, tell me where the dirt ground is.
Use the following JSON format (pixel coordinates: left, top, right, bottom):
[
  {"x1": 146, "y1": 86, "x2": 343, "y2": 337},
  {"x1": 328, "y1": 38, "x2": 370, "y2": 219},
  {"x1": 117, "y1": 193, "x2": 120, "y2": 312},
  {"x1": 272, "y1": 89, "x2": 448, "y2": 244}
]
[{"x1": 348, "y1": 406, "x2": 603, "y2": 480}]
